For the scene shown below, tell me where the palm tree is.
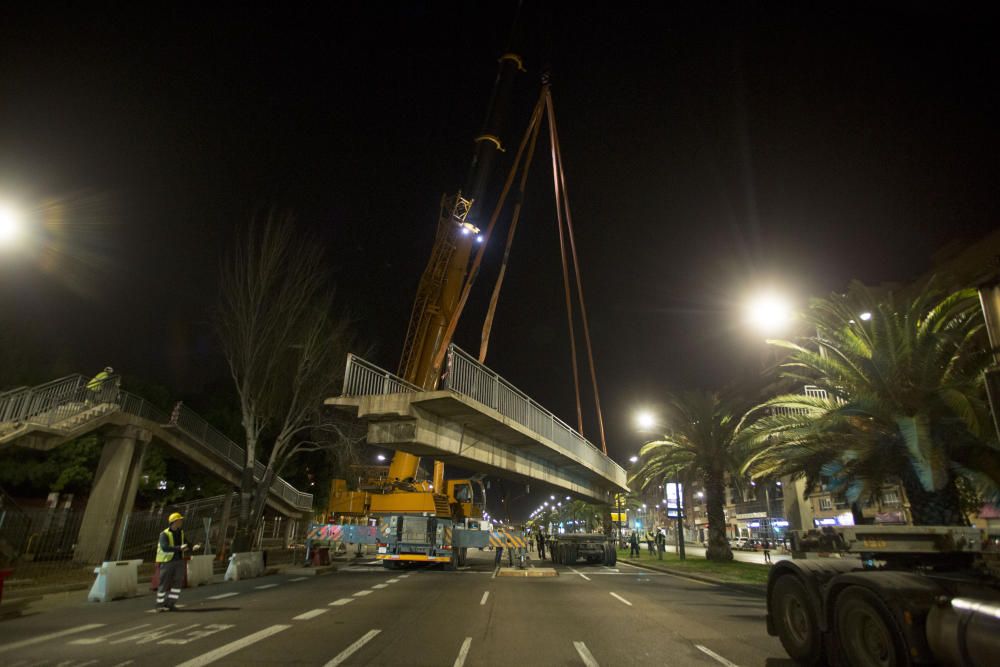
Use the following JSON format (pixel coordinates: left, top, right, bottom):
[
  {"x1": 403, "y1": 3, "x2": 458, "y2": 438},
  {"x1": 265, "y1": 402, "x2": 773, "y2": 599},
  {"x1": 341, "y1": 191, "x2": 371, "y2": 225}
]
[
  {"x1": 630, "y1": 391, "x2": 749, "y2": 562},
  {"x1": 740, "y1": 279, "x2": 1000, "y2": 525}
]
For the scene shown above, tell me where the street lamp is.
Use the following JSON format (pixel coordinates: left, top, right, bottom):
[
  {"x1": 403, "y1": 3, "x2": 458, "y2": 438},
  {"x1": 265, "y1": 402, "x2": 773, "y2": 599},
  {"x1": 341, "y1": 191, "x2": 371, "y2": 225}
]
[
  {"x1": 629, "y1": 455, "x2": 638, "y2": 463},
  {"x1": 376, "y1": 454, "x2": 386, "y2": 462},
  {"x1": 744, "y1": 290, "x2": 793, "y2": 336},
  {"x1": 0, "y1": 203, "x2": 24, "y2": 248}
]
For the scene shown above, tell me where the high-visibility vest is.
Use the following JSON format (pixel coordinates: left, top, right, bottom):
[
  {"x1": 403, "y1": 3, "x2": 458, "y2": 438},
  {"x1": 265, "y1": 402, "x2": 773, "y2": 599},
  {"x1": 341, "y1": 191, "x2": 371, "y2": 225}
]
[
  {"x1": 87, "y1": 371, "x2": 110, "y2": 391},
  {"x1": 156, "y1": 528, "x2": 185, "y2": 563}
]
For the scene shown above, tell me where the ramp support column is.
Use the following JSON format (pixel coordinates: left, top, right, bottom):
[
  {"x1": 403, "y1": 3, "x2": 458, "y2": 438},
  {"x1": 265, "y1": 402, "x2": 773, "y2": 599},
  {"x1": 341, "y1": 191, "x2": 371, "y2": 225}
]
[{"x1": 74, "y1": 425, "x2": 152, "y2": 564}]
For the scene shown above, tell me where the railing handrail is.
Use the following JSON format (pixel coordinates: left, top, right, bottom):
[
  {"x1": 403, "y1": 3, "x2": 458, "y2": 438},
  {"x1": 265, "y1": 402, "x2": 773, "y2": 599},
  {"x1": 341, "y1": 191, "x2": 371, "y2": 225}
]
[{"x1": 1, "y1": 375, "x2": 313, "y2": 511}]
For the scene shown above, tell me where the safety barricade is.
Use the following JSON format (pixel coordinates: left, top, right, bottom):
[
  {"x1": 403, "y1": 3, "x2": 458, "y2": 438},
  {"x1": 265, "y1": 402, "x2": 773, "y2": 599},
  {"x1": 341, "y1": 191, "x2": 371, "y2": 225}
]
[
  {"x1": 224, "y1": 551, "x2": 264, "y2": 581},
  {"x1": 186, "y1": 554, "x2": 214, "y2": 587},
  {"x1": 88, "y1": 559, "x2": 142, "y2": 602}
]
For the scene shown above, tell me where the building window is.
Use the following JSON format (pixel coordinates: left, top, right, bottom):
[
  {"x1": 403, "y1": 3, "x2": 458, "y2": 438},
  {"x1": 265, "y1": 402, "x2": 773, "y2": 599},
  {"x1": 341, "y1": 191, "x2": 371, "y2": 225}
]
[
  {"x1": 819, "y1": 497, "x2": 833, "y2": 511},
  {"x1": 882, "y1": 489, "x2": 901, "y2": 507}
]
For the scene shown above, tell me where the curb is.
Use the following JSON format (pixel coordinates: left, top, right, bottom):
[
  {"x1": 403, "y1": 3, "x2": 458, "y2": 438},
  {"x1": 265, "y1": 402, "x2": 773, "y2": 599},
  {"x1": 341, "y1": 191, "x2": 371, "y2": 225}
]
[{"x1": 619, "y1": 558, "x2": 767, "y2": 597}]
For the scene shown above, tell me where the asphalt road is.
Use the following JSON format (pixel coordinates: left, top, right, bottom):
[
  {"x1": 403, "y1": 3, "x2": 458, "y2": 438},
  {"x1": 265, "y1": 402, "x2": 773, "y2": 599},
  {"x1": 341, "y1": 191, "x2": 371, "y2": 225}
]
[{"x1": 0, "y1": 551, "x2": 791, "y2": 666}]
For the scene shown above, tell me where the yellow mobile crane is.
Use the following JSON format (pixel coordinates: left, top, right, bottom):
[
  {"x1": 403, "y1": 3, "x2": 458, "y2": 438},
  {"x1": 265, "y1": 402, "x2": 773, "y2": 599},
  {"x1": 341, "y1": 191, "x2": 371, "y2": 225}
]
[{"x1": 327, "y1": 26, "x2": 526, "y2": 570}]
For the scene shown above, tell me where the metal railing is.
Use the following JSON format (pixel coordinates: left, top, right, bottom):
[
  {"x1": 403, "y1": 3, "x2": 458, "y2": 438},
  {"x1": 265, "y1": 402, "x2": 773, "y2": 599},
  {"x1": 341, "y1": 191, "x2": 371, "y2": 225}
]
[
  {"x1": 444, "y1": 346, "x2": 615, "y2": 473},
  {"x1": 0, "y1": 376, "x2": 313, "y2": 511},
  {"x1": 341, "y1": 353, "x2": 422, "y2": 396},
  {"x1": 338, "y1": 346, "x2": 624, "y2": 479}
]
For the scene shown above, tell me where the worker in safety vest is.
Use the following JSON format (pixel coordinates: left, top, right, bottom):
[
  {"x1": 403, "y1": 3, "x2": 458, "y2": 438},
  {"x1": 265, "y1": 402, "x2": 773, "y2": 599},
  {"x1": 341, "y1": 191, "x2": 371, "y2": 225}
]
[
  {"x1": 87, "y1": 366, "x2": 114, "y2": 392},
  {"x1": 155, "y1": 512, "x2": 200, "y2": 611}
]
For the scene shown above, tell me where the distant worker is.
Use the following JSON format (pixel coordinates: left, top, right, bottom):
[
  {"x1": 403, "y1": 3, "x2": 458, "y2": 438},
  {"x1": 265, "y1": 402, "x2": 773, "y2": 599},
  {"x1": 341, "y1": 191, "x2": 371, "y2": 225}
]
[
  {"x1": 645, "y1": 529, "x2": 656, "y2": 556},
  {"x1": 655, "y1": 528, "x2": 666, "y2": 560},
  {"x1": 87, "y1": 366, "x2": 116, "y2": 396},
  {"x1": 494, "y1": 542, "x2": 504, "y2": 568},
  {"x1": 629, "y1": 531, "x2": 640, "y2": 557},
  {"x1": 763, "y1": 538, "x2": 772, "y2": 564},
  {"x1": 155, "y1": 512, "x2": 200, "y2": 611}
]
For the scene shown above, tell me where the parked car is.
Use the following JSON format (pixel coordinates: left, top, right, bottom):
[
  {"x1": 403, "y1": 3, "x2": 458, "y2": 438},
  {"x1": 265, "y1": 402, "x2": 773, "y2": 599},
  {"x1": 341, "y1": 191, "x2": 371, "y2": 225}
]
[
  {"x1": 730, "y1": 538, "x2": 748, "y2": 550},
  {"x1": 744, "y1": 539, "x2": 764, "y2": 551}
]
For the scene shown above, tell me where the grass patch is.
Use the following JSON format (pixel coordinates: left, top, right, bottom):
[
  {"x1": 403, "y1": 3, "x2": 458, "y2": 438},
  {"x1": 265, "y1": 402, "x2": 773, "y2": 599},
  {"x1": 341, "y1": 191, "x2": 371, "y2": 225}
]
[{"x1": 618, "y1": 548, "x2": 770, "y2": 585}]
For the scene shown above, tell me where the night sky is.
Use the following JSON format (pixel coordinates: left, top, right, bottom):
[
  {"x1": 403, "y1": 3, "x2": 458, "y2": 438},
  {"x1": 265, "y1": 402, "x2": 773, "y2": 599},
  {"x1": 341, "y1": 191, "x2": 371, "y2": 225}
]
[{"x1": 1, "y1": 3, "x2": 997, "y2": 512}]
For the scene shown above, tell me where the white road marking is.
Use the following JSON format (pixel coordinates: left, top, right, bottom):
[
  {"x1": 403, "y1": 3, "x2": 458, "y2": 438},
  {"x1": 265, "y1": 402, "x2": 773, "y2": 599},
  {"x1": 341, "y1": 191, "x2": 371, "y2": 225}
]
[
  {"x1": 491, "y1": 567, "x2": 499, "y2": 579},
  {"x1": 0, "y1": 624, "x2": 105, "y2": 653},
  {"x1": 574, "y1": 641, "x2": 601, "y2": 667},
  {"x1": 386, "y1": 578, "x2": 401, "y2": 583},
  {"x1": 293, "y1": 608, "x2": 329, "y2": 621},
  {"x1": 255, "y1": 583, "x2": 278, "y2": 589},
  {"x1": 398, "y1": 574, "x2": 410, "y2": 578},
  {"x1": 480, "y1": 591, "x2": 490, "y2": 605},
  {"x1": 610, "y1": 592, "x2": 633, "y2": 606},
  {"x1": 112, "y1": 624, "x2": 199, "y2": 645},
  {"x1": 329, "y1": 598, "x2": 355, "y2": 606},
  {"x1": 160, "y1": 624, "x2": 234, "y2": 646},
  {"x1": 569, "y1": 567, "x2": 591, "y2": 581},
  {"x1": 324, "y1": 629, "x2": 381, "y2": 667},
  {"x1": 110, "y1": 660, "x2": 135, "y2": 667},
  {"x1": 288, "y1": 577, "x2": 309, "y2": 582},
  {"x1": 206, "y1": 592, "x2": 240, "y2": 600},
  {"x1": 353, "y1": 589, "x2": 373, "y2": 596},
  {"x1": 372, "y1": 583, "x2": 388, "y2": 589},
  {"x1": 696, "y1": 644, "x2": 740, "y2": 667},
  {"x1": 453, "y1": 636, "x2": 472, "y2": 667},
  {"x1": 70, "y1": 624, "x2": 152, "y2": 645},
  {"x1": 175, "y1": 624, "x2": 291, "y2": 667}
]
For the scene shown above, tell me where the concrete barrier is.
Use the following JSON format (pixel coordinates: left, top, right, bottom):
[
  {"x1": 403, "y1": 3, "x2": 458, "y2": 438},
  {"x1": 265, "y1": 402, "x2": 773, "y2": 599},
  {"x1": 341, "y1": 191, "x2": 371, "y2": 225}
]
[
  {"x1": 224, "y1": 551, "x2": 264, "y2": 581},
  {"x1": 88, "y1": 559, "x2": 143, "y2": 602},
  {"x1": 186, "y1": 554, "x2": 214, "y2": 587}
]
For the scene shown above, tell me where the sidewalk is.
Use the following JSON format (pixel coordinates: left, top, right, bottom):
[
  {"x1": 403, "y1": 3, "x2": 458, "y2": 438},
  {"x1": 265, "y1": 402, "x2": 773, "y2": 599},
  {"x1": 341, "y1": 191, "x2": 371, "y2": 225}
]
[{"x1": 617, "y1": 548, "x2": 769, "y2": 596}]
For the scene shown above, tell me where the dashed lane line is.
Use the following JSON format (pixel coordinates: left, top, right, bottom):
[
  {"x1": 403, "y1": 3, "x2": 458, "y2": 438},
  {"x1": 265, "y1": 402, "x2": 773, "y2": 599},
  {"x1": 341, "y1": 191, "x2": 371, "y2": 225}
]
[
  {"x1": 696, "y1": 644, "x2": 740, "y2": 667},
  {"x1": 386, "y1": 578, "x2": 401, "y2": 583},
  {"x1": 480, "y1": 591, "x2": 490, "y2": 606},
  {"x1": 574, "y1": 641, "x2": 601, "y2": 667},
  {"x1": 329, "y1": 598, "x2": 355, "y2": 606},
  {"x1": 175, "y1": 624, "x2": 290, "y2": 667},
  {"x1": 0, "y1": 624, "x2": 105, "y2": 654},
  {"x1": 206, "y1": 592, "x2": 240, "y2": 600},
  {"x1": 293, "y1": 608, "x2": 329, "y2": 621},
  {"x1": 353, "y1": 590, "x2": 373, "y2": 596},
  {"x1": 453, "y1": 637, "x2": 472, "y2": 667},
  {"x1": 70, "y1": 624, "x2": 151, "y2": 645},
  {"x1": 288, "y1": 577, "x2": 309, "y2": 582},
  {"x1": 610, "y1": 592, "x2": 633, "y2": 607},
  {"x1": 255, "y1": 583, "x2": 279, "y2": 589},
  {"x1": 372, "y1": 583, "x2": 388, "y2": 589},
  {"x1": 568, "y1": 567, "x2": 591, "y2": 581},
  {"x1": 323, "y1": 629, "x2": 382, "y2": 667}
]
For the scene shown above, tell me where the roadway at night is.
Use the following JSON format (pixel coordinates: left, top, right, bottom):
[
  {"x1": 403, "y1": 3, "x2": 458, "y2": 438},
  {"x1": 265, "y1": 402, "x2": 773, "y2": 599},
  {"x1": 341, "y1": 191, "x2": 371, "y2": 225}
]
[{"x1": 0, "y1": 551, "x2": 786, "y2": 666}]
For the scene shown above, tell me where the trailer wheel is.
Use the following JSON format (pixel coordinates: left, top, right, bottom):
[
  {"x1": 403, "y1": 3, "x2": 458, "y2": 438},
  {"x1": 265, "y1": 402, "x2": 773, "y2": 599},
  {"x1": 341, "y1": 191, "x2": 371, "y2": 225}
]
[
  {"x1": 771, "y1": 575, "x2": 823, "y2": 665},
  {"x1": 457, "y1": 547, "x2": 467, "y2": 567},
  {"x1": 382, "y1": 561, "x2": 400, "y2": 571},
  {"x1": 834, "y1": 586, "x2": 907, "y2": 667},
  {"x1": 604, "y1": 543, "x2": 617, "y2": 566}
]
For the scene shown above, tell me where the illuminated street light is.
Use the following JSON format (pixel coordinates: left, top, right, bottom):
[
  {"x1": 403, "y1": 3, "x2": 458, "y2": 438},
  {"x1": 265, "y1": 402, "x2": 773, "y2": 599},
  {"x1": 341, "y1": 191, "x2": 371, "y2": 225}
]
[
  {"x1": 635, "y1": 410, "x2": 657, "y2": 431},
  {"x1": 376, "y1": 454, "x2": 386, "y2": 462},
  {"x1": 745, "y1": 290, "x2": 794, "y2": 335},
  {"x1": 0, "y1": 203, "x2": 23, "y2": 247},
  {"x1": 550, "y1": 495, "x2": 555, "y2": 500},
  {"x1": 859, "y1": 311, "x2": 872, "y2": 321},
  {"x1": 629, "y1": 455, "x2": 638, "y2": 463}
]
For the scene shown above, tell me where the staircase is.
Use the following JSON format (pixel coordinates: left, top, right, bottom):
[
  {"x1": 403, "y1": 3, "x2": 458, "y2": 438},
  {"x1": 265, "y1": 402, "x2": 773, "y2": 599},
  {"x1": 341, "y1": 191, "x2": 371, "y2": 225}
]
[{"x1": 0, "y1": 375, "x2": 314, "y2": 511}]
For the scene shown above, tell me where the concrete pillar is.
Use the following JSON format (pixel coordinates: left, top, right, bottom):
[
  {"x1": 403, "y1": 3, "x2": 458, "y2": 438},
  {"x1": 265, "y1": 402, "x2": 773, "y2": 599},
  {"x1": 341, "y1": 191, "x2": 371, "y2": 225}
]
[
  {"x1": 74, "y1": 425, "x2": 151, "y2": 563},
  {"x1": 782, "y1": 476, "x2": 813, "y2": 532},
  {"x1": 216, "y1": 491, "x2": 235, "y2": 559}
]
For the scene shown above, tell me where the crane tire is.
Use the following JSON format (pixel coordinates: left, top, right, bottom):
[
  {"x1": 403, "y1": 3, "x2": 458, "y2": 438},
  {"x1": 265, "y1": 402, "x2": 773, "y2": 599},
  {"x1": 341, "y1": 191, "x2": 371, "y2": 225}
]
[{"x1": 771, "y1": 574, "x2": 824, "y2": 665}]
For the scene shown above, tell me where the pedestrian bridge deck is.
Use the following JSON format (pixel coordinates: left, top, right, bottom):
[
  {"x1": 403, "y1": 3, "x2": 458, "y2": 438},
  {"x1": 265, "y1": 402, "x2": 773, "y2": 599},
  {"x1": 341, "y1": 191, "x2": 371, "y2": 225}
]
[{"x1": 326, "y1": 346, "x2": 627, "y2": 503}]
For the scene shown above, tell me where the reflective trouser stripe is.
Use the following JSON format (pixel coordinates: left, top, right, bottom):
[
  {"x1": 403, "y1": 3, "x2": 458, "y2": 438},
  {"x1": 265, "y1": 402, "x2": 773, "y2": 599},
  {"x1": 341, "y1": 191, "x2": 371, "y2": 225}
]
[{"x1": 157, "y1": 560, "x2": 184, "y2": 605}]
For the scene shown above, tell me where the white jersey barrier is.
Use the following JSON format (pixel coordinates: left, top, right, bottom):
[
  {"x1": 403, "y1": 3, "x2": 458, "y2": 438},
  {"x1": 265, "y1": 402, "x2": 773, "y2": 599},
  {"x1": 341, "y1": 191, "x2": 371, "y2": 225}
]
[
  {"x1": 186, "y1": 554, "x2": 214, "y2": 587},
  {"x1": 88, "y1": 559, "x2": 142, "y2": 602},
  {"x1": 224, "y1": 551, "x2": 264, "y2": 581}
]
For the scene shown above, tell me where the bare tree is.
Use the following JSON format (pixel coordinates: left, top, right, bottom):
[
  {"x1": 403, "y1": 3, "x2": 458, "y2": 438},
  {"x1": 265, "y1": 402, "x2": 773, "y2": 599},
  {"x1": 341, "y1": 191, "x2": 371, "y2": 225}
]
[{"x1": 217, "y1": 214, "x2": 359, "y2": 552}]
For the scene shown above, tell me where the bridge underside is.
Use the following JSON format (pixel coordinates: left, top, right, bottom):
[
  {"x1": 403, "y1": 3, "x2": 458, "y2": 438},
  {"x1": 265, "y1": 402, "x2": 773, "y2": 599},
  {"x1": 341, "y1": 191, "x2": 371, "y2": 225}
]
[{"x1": 327, "y1": 391, "x2": 627, "y2": 504}]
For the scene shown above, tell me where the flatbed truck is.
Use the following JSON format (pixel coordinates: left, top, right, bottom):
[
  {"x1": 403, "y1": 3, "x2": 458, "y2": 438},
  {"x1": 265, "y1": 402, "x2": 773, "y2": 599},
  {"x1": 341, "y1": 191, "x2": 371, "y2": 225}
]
[
  {"x1": 766, "y1": 525, "x2": 1000, "y2": 666},
  {"x1": 548, "y1": 533, "x2": 617, "y2": 566}
]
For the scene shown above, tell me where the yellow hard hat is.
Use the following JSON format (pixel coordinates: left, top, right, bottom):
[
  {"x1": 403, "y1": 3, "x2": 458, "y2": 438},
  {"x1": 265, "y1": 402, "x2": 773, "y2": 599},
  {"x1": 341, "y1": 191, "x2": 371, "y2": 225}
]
[{"x1": 168, "y1": 512, "x2": 184, "y2": 523}]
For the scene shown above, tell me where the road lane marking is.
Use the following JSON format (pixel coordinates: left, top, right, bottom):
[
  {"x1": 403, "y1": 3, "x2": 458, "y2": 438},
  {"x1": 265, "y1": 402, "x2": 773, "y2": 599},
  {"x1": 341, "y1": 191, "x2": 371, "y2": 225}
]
[
  {"x1": 207, "y1": 592, "x2": 240, "y2": 600},
  {"x1": 255, "y1": 583, "x2": 279, "y2": 589},
  {"x1": 610, "y1": 592, "x2": 633, "y2": 606},
  {"x1": 71, "y1": 624, "x2": 152, "y2": 644},
  {"x1": 568, "y1": 567, "x2": 591, "y2": 581},
  {"x1": 0, "y1": 624, "x2": 105, "y2": 653},
  {"x1": 387, "y1": 578, "x2": 401, "y2": 583},
  {"x1": 160, "y1": 624, "x2": 234, "y2": 646},
  {"x1": 696, "y1": 645, "x2": 740, "y2": 667},
  {"x1": 353, "y1": 590, "x2": 373, "y2": 596},
  {"x1": 480, "y1": 591, "x2": 490, "y2": 605},
  {"x1": 398, "y1": 574, "x2": 410, "y2": 578},
  {"x1": 574, "y1": 641, "x2": 600, "y2": 667},
  {"x1": 330, "y1": 598, "x2": 355, "y2": 606},
  {"x1": 324, "y1": 629, "x2": 382, "y2": 667},
  {"x1": 372, "y1": 583, "x2": 388, "y2": 589},
  {"x1": 175, "y1": 624, "x2": 291, "y2": 667},
  {"x1": 453, "y1": 637, "x2": 472, "y2": 667},
  {"x1": 289, "y1": 577, "x2": 309, "y2": 582},
  {"x1": 293, "y1": 608, "x2": 329, "y2": 621},
  {"x1": 111, "y1": 661, "x2": 135, "y2": 667},
  {"x1": 492, "y1": 567, "x2": 499, "y2": 579},
  {"x1": 113, "y1": 624, "x2": 199, "y2": 645}
]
